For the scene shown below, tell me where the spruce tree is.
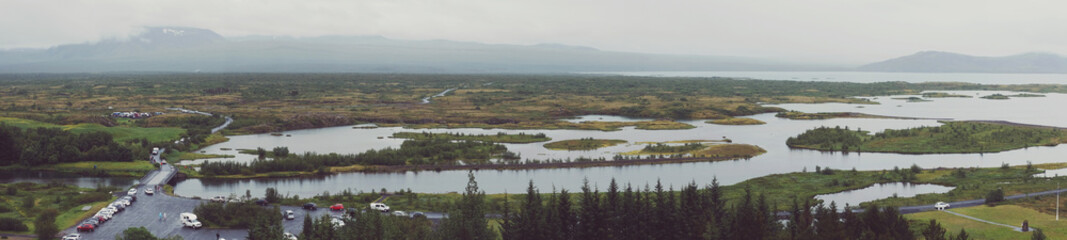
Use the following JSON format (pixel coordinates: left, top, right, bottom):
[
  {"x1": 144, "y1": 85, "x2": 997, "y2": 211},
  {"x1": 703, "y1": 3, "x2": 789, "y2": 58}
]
[
  {"x1": 921, "y1": 219, "x2": 947, "y2": 240},
  {"x1": 436, "y1": 172, "x2": 494, "y2": 240}
]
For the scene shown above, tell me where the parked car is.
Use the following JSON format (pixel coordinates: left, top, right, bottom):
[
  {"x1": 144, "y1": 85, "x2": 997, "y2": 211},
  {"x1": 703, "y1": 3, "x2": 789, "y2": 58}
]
[
  {"x1": 182, "y1": 218, "x2": 203, "y2": 229},
  {"x1": 77, "y1": 223, "x2": 95, "y2": 232},
  {"x1": 411, "y1": 211, "x2": 425, "y2": 218},
  {"x1": 283, "y1": 232, "x2": 298, "y2": 240},
  {"x1": 285, "y1": 210, "x2": 296, "y2": 220},
  {"x1": 128, "y1": 188, "x2": 137, "y2": 196},
  {"x1": 370, "y1": 203, "x2": 390, "y2": 212},
  {"x1": 392, "y1": 211, "x2": 407, "y2": 217},
  {"x1": 62, "y1": 233, "x2": 81, "y2": 240},
  {"x1": 255, "y1": 199, "x2": 269, "y2": 206},
  {"x1": 303, "y1": 203, "x2": 317, "y2": 210},
  {"x1": 935, "y1": 201, "x2": 951, "y2": 210},
  {"x1": 122, "y1": 195, "x2": 136, "y2": 202},
  {"x1": 119, "y1": 199, "x2": 132, "y2": 206},
  {"x1": 84, "y1": 219, "x2": 100, "y2": 227},
  {"x1": 211, "y1": 196, "x2": 227, "y2": 202},
  {"x1": 145, "y1": 188, "x2": 154, "y2": 195},
  {"x1": 330, "y1": 203, "x2": 344, "y2": 211}
]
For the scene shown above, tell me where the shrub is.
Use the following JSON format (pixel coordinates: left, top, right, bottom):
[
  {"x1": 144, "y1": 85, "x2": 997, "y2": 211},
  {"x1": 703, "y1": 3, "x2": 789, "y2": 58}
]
[{"x1": 0, "y1": 217, "x2": 28, "y2": 231}]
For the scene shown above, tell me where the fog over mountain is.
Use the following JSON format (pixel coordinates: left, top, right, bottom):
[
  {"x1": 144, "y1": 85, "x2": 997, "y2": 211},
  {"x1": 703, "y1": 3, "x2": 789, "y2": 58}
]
[
  {"x1": 0, "y1": 27, "x2": 836, "y2": 73},
  {"x1": 859, "y1": 51, "x2": 1067, "y2": 73}
]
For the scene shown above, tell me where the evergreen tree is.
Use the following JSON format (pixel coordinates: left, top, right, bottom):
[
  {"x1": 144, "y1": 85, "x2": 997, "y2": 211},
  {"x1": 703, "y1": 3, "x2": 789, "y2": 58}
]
[
  {"x1": 300, "y1": 214, "x2": 314, "y2": 240},
  {"x1": 604, "y1": 179, "x2": 622, "y2": 239},
  {"x1": 247, "y1": 206, "x2": 285, "y2": 240},
  {"x1": 577, "y1": 179, "x2": 604, "y2": 240},
  {"x1": 436, "y1": 172, "x2": 494, "y2": 240},
  {"x1": 954, "y1": 228, "x2": 969, "y2": 240},
  {"x1": 1032, "y1": 228, "x2": 1047, "y2": 240},
  {"x1": 921, "y1": 219, "x2": 947, "y2": 240},
  {"x1": 703, "y1": 179, "x2": 726, "y2": 240},
  {"x1": 556, "y1": 188, "x2": 575, "y2": 240}
]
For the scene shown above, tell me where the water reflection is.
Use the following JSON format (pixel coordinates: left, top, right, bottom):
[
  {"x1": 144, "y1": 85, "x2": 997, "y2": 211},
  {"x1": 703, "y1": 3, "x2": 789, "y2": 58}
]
[
  {"x1": 0, "y1": 170, "x2": 137, "y2": 188},
  {"x1": 814, "y1": 182, "x2": 955, "y2": 208}
]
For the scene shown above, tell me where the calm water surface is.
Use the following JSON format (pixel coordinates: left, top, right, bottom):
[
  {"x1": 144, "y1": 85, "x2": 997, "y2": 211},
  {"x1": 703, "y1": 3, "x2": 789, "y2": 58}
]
[
  {"x1": 0, "y1": 170, "x2": 137, "y2": 188},
  {"x1": 595, "y1": 71, "x2": 1067, "y2": 84},
  {"x1": 814, "y1": 182, "x2": 955, "y2": 208},
  {"x1": 173, "y1": 91, "x2": 1067, "y2": 198}
]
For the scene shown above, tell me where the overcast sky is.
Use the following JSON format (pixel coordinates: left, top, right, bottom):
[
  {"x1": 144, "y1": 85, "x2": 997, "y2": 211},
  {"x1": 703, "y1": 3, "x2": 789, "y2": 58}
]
[{"x1": 3, "y1": 0, "x2": 1066, "y2": 64}]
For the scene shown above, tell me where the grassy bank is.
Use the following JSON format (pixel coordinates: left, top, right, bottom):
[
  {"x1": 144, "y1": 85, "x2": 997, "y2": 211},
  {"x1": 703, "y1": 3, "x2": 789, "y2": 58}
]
[
  {"x1": 0, "y1": 161, "x2": 156, "y2": 178},
  {"x1": 907, "y1": 205, "x2": 1062, "y2": 240},
  {"x1": 543, "y1": 138, "x2": 626, "y2": 150}
]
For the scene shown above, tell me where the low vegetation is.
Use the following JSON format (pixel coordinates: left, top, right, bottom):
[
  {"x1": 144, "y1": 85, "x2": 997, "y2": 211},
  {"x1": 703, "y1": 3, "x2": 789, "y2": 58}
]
[
  {"x1": 543, "y1": 138, "x2": 626, "y2": 150},
  {"x1": 774, "y1": 111, "x2": 915, "y2": 120},
  {"x1": 787, "y1": 122, "x2": 1067, "y2": 153},
  {"x1": 706, "y1": 117, "x2": 766, "y2": 125},
  {"x1": 0, "y1": 182, "x2": 116, "y2": 234},
  {"x1": 392, "y1": 131, "x2": 551, "y2": 143}
]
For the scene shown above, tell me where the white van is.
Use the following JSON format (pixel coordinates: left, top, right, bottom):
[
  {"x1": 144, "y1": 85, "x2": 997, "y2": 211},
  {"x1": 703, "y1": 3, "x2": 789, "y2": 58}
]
[
  {"x1": 370, "y1": 203, "x2": 390, "y2": 212},
  {"x1": 180, "y1": 213, "x2": 202, "y2": 229}
]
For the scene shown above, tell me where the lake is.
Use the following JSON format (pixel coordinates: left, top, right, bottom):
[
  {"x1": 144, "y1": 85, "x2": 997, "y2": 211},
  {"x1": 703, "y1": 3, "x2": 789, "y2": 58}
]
[
  {"x1": 592, "y1": 71, "x2": 1067, "y2": 84},
  {"x1": 172, "y1": 91, "x2": 1067, "y2": 197},
  {"x1": 814, "y1": 182, "x2": 955, "y2": 208}
]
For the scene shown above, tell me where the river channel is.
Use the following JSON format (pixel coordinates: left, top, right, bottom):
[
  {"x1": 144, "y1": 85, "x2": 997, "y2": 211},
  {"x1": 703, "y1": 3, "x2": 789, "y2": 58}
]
[{"x1": 165, "y1": 90, "x2": 1067, "y2": 198}]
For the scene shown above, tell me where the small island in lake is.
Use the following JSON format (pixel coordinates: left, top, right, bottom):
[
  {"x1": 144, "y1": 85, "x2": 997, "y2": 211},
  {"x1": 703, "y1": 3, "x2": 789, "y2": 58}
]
[
  {"x1": 707, "y1": 117, "x2": 766, "y2": 125},
  {"x1": 544, "y1": 138, "x2": 627, "y2": 150},
  {"x1": 921, "y1": 92, "x2": 972, "y2": 98},
  {"x1": 392, "y1": 131, "x2": 551, "y2": 143}
]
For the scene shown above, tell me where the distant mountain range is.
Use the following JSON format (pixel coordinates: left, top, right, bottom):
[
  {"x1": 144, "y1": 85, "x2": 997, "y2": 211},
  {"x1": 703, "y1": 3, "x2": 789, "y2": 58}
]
[
  {"x1": 0, "y1": 27, "x2": 831, "y2": 73},
  {"x1": 859, "y1": 51, "x2": 1067, "y2": 73},
  {"x1": 2, "y1": 27, "x2": 1064, "y2": 73}
]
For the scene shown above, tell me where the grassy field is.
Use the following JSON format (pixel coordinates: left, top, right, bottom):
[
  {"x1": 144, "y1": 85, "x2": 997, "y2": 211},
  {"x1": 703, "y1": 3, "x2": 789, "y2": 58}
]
[
  {"x1": 0, "y1": 117, "x2": 185, "y2": 142},
  {"x1": 392, "y1": 132, "x2": 551, "y2": 143},
  {"x1": 907, "y1": 209, "x2": 1030, "y2": 240},
  {"x1": 543, "y1": 139, "x2": 627, "y2": 150},
  {"x1": 922, "y1": 92, "x2": 973, "y2": 98},
  {"x1": 706, "y1": 117, "x2": 766, "y2": 125}
]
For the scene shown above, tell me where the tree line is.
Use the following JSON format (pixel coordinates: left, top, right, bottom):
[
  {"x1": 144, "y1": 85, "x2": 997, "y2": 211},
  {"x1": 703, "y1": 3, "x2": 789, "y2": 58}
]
[
  {"x1": 0, "y1": 123, "x2": 132, "y2": 166},
  {"x1": 788, "y1": 122, "x2": 1066, "y2": 153}
]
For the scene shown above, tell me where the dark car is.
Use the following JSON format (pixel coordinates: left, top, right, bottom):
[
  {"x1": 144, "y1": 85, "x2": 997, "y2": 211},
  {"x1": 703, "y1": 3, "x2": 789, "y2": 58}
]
[
  {"x1": 303, "y1": 203, "x2": 317, "y2": 210},
  {"x1": 255, "y1": 199, "x2": 269, "y2": 206},
  {"x1": 77, "y1": 223, "x2": 95, "y2": 232}
]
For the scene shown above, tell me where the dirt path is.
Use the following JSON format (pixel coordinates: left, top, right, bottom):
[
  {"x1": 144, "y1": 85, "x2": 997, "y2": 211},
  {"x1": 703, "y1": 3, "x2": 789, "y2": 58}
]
[{"x1": 943, "y1": 210, "x2": 1023, "y2": 232}]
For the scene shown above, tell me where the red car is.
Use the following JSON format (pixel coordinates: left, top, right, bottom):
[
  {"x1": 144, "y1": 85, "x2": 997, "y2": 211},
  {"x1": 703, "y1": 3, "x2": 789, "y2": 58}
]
[
  {"x1": 77, "y1": 223, "x2": 95, "y2": 232},
  {"x1": 330, "y1": 203, "x2": 344, "y2": 211}
]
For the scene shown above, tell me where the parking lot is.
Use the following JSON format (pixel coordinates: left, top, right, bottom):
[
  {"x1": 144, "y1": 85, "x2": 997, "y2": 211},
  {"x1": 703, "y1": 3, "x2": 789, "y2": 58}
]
[{"x1": 61, "y1": 189, "x2": 342, "y2": 240}]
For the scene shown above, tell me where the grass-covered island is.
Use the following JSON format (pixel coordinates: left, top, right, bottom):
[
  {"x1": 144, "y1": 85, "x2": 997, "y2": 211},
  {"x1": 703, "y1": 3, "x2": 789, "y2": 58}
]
[
  {"x1": 392, "y1": 131, "x2": 551, "y2": 143},
  {"x1": 706, "y1": 117, "x2": 766, "y2": 125},
  {"x1": 624, "y1": 142, "x2": 766, "y2": 159},
  {"x1": 786, "y1": 122, "x2": 1067, "y2": 153},
  {"x1": 775, "y1": 111, "x2": 931, "y2": 120},
  {"x1": 921, "y1": 92, "x2": 973, "y2": 98},
  {"x1": 543, "y1": 138, "x2": 627, "y2": 150},
  {"x1": 890, "y1": 96, "x2": 932, "y2": 102}
]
